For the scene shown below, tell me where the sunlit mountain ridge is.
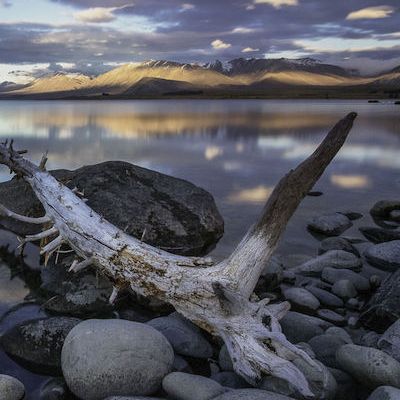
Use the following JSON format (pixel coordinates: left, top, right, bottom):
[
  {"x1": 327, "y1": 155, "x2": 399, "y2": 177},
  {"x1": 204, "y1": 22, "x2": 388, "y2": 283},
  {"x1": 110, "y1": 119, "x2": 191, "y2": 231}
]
[{"x1": 2, "y1": 58, "x2": 399, "y2": 99}]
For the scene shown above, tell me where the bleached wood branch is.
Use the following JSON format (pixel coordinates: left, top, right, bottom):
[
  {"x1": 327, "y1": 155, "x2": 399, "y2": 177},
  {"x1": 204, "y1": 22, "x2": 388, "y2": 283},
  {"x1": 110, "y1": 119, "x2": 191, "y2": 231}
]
[{"x1": 0, "y1": 112, "x2": 357, "y2": 398}]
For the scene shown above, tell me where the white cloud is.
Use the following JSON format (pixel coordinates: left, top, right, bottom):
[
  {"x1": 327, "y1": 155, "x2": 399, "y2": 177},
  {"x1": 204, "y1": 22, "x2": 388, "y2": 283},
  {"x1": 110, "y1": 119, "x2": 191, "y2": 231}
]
[
  {"x1": 242, "y1": 47, "x2": 260, "y2": 53},
  {"x1": 254, "y1": 0, "x2": 298, "y2": 9},
  {"x1": 232, "y1": 27, "x2": 257, "y2": 34},
  {"x1": 74, "y1": 4, "x2": 134, "y2": 23},
  {"x1": 346, "y1": 6, "x2": 395, "y2": 20},
  {"x1": 211, "y1": 39, "x2": 232, "y2": 50},
  {"x1": 180, "y1": 3, "x2": 195, "y2": 12}
]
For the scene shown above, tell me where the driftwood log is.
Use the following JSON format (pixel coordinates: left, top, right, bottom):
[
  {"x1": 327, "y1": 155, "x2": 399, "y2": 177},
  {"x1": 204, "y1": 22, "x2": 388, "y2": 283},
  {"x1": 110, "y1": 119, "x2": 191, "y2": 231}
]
[{"x1": 0, "y1": 112, "x2": 357, "y2": 398}]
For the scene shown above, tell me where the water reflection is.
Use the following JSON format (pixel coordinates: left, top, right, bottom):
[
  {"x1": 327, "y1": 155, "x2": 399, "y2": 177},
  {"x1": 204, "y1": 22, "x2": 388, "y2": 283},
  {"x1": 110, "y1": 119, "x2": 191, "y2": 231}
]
[
  {"x1": 0, "y1": 99, "x2": 399, "y2": 259},
  {"x1": 330, "y1": 174, "x2": 371, "y2": 189}
]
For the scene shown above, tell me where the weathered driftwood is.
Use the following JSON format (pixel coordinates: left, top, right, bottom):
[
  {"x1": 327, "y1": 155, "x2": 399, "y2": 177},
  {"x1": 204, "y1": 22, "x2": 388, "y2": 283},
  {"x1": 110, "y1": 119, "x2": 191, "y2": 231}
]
[{"x1": 0, "y1": 113, "x2": 357, "y2": 398}]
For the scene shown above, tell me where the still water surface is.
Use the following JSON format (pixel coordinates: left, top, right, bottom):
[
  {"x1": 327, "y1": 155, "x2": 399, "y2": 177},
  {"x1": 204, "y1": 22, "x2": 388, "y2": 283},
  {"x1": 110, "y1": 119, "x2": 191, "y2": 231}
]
[{"x1": 0, "y1": 99, "x2": 399, "y2": 397}]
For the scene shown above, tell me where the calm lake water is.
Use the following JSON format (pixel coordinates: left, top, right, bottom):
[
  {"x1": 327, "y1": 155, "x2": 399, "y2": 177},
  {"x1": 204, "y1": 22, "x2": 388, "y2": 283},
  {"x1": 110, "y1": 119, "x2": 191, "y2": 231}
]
[{"x1": 0, "y1": 99, "x2": 399, "y2": 397}]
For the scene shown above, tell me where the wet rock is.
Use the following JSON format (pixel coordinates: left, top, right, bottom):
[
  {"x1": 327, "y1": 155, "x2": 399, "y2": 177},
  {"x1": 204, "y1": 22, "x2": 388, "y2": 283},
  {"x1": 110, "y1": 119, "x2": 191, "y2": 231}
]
[
  {"x1": 293, "y1": 250, "x2": 361, "y2": 277},
  {"x1": 360, "y1": 227, "x2": 400, "y2": 244},
  {"x1": 163, "y1": 372, "x2": 226, "y2": 400},
  {"x1": 378, "y1": 320, "x2": 400, "y2": 362},
  {"x1": 280, "y1": 254, "x2": 313, "y2": 270},
  {"x1": 360, "y1": 332, "x2": 381, "y2": 348},
  {"x1": 39, "y1": 378, "x2": 69, "y2": 400},
  {"x1": 346, "y1": 298, "x2": 359, "y2": 310},
  {"x1": 308, "y1": 213, "x2": 352, "y2": 236},
  {"x1": 325, "y1": 327, "x2": 353, "y2": 343},
  {"x1": 364, "y1": 241, "x2": 400, "y2": 272},
  {"x1": 328, "y1": 368, "x2": 359, "y2": 400},
  {"x1": 41, "y1": 261, "x2": 113, "y2": 317},
  {"x1": 283, "y1": 287, "x2": 320, "y2": 313},
  {"x1": 260, "y1": 256, "x2": 283, "y2": 291},
  {"x1": 318, "y1": 237, "x2": 360, "y2": 257},
  {"x1": 0, "y1": 161, "x2": 224, "y2": 256},
  {"x1": 360, "y1": 269, "x2": 400, "y2": 332},
  {"x1": 340, "y1": 211, "x2": 363, "y2": 221},
  {"x1": 308, "y1": 334, "x2": 347, "y2": 368},
  {"x1": 336, "y1": 344, "x2": 400, "y2": 389},
  {"x1": 316, "y1": 309, "x2": 346, "y2": 326},
  {"x1": 0, "y1": 317, "x2": 80, "y2": 375},
  {"x1": 211, "y1": 372, "x2": 249, "y2": 389},
  {"x1": 280, "y1": 311, "x2": 331, "y2": 343},
  {"x1": 331, "y1": 279, "x2": 357, "y2": 299},
  {"x1": 0, "y1": 375, "x2": 25, "y2": 400},
  {"x1": 0, "y1": 303, "x2": 47, "y2": 336},
  {"x1": 213, "y1": 389, "x2": 295, "y2": 399},
  {"x1": 172, "y1": 355, "x2": 192, "y2": 373},
  {"x1": 147, "y1": 312, "x2": 213, "y2": 359},
  {"x1": 321, "y1": 268, "x2": 370, "y2": 292},
  {"x1": 61, "y1": 319, "x2": 174, "y2": 399},
  {"x1": 370, "y1": 200, "x2": 400, "y2": 221},
  {"x1": 105, "y1": 398, "x2": 165, "y2": 400},
  {"x1": 306, "y1": 286, "x2": 344, "y2": 308},
  {"x1": 367, "y1": 386, "x2": 400, "y2": 400}
]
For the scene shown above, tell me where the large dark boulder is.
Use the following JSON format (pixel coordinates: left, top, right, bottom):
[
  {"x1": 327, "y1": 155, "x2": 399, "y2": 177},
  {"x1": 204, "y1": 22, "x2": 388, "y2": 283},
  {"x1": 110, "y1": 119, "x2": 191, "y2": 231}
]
[
  {"x1": 360, "y1": 269, "x2": 400, "y2": 332},
  {"x1": 0, "y1": 317, "x2": 81, "y2": 375},
  {"x1": 0, "y1": 161, "x2": 224, "y2": 256}
]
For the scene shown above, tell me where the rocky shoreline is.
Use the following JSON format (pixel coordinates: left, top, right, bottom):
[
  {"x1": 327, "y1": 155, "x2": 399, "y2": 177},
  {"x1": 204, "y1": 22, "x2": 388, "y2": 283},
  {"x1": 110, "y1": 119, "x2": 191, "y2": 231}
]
[{"x1": 1, "y1": 164, "x2": 400, "y2": 399}]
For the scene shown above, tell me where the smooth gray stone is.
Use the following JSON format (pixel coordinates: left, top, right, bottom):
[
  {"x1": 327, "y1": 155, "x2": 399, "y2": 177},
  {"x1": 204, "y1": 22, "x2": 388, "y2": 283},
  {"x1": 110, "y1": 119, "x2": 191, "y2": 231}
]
[
  {"x1": 308, "y1": 213, "x2": 352, "y2": 236},
  {"x1": 283, "y1": 287, "x2": 320, "y2": 313},
  {"x1": 367, "y1": 386, "x2": 400, "y2": 400},
  {"x1": 280, "y1": 311, "x2": 331, "y2": 343},
  {"x1": 365, "y1": 241, "x2": 400, "y2": 272},
  {"x1": 379, "y1": 320, "x2": 400, "y2": 362},
  {"x1": 148, "y1": 312, "x2": 213, "y2": 358},
  {"x1": 360, "y1": 227, "x2": 400, "y2": 244},
  {"x1": 322, "y1": 268, "x2": 370, "y2": 292},
  {"x1": 306, "y1": 286, "x2": 344, "y2": 308},
  {"x1": 0, "y1": 317, "x2": 80, "y2": 375},
  {"x1": 331, "y1": 279, "x2": 357, "y2": 299},
  {"x1": 308, "y1": 334, "x2": 348, "y2": 368},
  {"x1": 319, "y1": 237, "x2": 360, "y2": 257},
  {"x1": 61, "y1": 319, "x2": 174, "y2": 400},
  {"x1": 162, "y1": 372, "x2": 225, "y2": 400},
  {"x1": 105, "y1": 398, "x2": 165, "y2": 400},
  {"x1": 211, "y1": 372, "x2": 249, "y2": 389},
  {"x1": 293, "y1": 250, "x2": 361, "y2": 277},
  {"x1": 316, "y1": 309, "x2": 347, "y2": 326},
  {"x1": 336, "y1": 344, "x2": 400, "y2": 389},
  {"x1": 213, "y1": 389, "x2": 295, "y2": 399},
  {"x1": 0, "y1": 375, "x2": 25, "y2": 400},
  {"x1": 325, "y1": 327, "x2": 353, "y2": 343}
]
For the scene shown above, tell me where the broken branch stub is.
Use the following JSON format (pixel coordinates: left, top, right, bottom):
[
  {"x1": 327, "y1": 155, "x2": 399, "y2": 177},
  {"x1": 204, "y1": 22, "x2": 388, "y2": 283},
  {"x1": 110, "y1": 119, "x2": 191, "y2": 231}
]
[{"x1": 0, "y1": 112, "x2": 357, "y2": 398}]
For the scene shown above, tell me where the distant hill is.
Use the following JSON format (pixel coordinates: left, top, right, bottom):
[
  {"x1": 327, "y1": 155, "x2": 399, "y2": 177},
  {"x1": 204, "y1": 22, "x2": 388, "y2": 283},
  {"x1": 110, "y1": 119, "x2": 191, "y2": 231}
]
[{"x1": 2, "y1": 57, "x2": 399, "y2": 99}]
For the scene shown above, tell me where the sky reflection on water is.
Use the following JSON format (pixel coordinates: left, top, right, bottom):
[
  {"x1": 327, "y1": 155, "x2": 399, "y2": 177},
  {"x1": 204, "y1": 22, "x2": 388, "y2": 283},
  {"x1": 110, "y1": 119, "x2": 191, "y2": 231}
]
[{"x1": 0, "y1": 99, "x2": 399, "y2": 259}]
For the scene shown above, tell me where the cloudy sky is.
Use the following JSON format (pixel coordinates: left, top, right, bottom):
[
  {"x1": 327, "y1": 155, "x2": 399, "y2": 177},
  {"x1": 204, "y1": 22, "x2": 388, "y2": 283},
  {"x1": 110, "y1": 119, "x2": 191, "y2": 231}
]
[{"x1": 0, "y1": 0, "x2": 399, "y2": 82}]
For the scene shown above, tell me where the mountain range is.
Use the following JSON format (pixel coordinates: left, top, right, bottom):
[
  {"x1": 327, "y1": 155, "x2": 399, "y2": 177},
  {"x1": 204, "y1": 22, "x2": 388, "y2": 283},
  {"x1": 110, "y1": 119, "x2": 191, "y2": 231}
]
[{"x1": 1, "y1": 58, "x2": 399, "y2": 99}]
